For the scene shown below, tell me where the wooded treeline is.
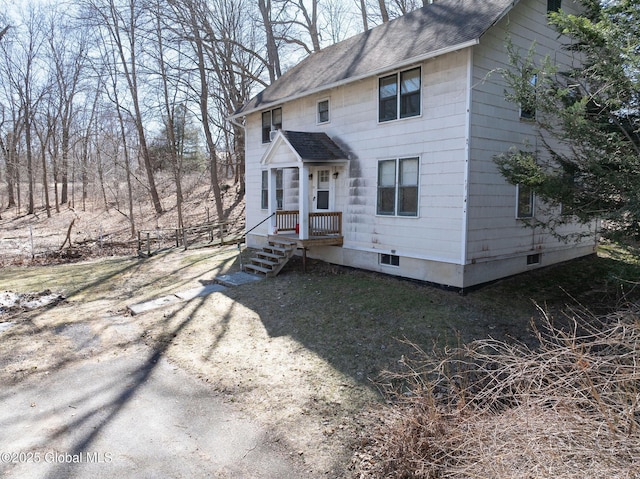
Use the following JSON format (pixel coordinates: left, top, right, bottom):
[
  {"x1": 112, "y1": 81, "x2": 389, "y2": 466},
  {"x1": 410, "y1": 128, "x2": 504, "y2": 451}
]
[{"x1": 0, "y1": 0, "x2": 427, "y2": 234}]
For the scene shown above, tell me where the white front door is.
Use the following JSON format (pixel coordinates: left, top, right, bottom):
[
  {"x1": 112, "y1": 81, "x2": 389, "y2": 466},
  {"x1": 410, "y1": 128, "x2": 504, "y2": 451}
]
[{"x1": 311, "y1": 168, "x2": 332, "y2": 212}]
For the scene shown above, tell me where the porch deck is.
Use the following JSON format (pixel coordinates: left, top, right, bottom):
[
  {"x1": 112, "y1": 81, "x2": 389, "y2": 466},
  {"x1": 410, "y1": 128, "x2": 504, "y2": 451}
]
[{"x1": 267, "y1": 233, "x2": 343, "y2": 248}]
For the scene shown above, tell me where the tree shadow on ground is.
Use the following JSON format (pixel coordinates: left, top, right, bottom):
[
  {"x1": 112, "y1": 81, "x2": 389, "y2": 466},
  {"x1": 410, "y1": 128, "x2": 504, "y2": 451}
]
[{"x1": 222, "y1": 250, "x2": 640, "y2": 390}]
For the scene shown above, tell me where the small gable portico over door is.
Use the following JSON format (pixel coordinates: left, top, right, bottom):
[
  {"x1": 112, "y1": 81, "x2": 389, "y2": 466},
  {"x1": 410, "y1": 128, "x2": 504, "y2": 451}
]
[{"x1": 260, "y1": 130, "x2": 348, "y2": 240}]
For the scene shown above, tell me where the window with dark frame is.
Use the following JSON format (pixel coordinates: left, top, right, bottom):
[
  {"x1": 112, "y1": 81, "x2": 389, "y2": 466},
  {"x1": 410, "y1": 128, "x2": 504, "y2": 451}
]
[
  {"x1": 380, "y1": 254, "x2": 400, "y2": 267},
  {"x1": 547, "y1": 0, "x2": 561, "y2": 13},
  {"x1": 379, "y1": 67, "x2": 421, "y2": 122},
  {"x1": 318, "y1": 99, "x2": 329, "y2": 123},
  {"x1": 377, "y1": 157, "x2": 419, "y2": 216},
  {"x1": 527, "y1": 253, "x2": 541, "y2": 265},
  {"x1": 261, "y1": 107, "x2": 282, "y2": 143}
]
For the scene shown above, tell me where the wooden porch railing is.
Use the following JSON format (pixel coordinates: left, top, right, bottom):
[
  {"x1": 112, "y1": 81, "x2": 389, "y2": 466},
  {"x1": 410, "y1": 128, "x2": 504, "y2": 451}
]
[
  {"x1": 275, "y1": 210, "x2": 299, "y2": 231},
  {"x1": 275, "y1": 210, "x2": 342, "y2": 236},
  {"x1": 310, "y1": 212, "x2": 342, "y2": 236}
]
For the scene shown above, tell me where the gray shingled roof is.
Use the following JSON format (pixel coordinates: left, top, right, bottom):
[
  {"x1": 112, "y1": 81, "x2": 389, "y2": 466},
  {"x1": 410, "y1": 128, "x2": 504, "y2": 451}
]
[
  {"x1": 233, "y1": 0, "x2": 517, "y2": 117},
  {"x1": 281, "y1": 131, "x2": 349, "y2": 161}
]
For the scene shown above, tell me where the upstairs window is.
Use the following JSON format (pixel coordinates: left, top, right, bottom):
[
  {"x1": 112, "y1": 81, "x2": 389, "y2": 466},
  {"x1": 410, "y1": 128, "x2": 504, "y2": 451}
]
[
  {"x1": 377, "y1": 157, "x2": 419, "y2": 216},
  {"x1": 379, "y1": 67, "x2": 421, "y2": 122},
  {"x1": 317, "y1": 99, "x2": 330, "y2": 123},
  {"x1": 262, "y1": 107, "x2": 282, "y2": 143},
  {"x1": 547, "y1": 0, "x2": 561, "y2": 12}
]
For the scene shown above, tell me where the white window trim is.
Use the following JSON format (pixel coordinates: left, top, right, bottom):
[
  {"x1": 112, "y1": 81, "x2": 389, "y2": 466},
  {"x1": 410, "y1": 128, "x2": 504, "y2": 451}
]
[
  {"x1": 261, "y1": 106, "x2": 283, "y2": 143},
  {"x1": 260, "y1": 169, "x2": 284, "y2": 210},
  {"x1": 377, "y1": 66, "x2": 423, "y2": 124},
  {"x1": 376, "y1": 156, "x2": 420, "y2": 218},
  {"x1": 379, "y1": 253, "x2": 400, "y2": 267},
  {"x1": 317, "y1": 98, "x2": 330, "y2": 124},
  {"x1": 516, "y1": 184, "x2": 535, "y2": 219}
]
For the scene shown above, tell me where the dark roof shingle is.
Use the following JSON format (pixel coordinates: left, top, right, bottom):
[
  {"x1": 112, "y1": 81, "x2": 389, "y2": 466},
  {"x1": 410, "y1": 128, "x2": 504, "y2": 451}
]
[
  {"x1": 234, "y1": 0, "x2": 516, "y2": 116},
  {"x1": 281, "y1": 131, "x2": 349, "y2": 161}
]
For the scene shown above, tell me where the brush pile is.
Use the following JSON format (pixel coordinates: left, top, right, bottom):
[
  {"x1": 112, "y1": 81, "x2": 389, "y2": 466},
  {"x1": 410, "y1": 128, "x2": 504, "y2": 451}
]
[{"x1": 352, "y1": 304, "x2": 640, "y2": 478}]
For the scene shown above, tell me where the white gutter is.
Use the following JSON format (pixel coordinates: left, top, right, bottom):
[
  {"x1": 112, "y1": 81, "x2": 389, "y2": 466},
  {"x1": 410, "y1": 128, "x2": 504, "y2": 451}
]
[
  {"x1": 228, "y1": 39, "x2": 480, "y2": 121},
  {"x1": 227, "y1": 115, "x2": 245, "y2": 130}
]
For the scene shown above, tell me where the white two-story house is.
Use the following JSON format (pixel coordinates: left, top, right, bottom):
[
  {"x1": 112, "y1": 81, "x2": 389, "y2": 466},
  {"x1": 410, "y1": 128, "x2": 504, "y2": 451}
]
[{"x1": 230, "y1": 0, "x2": 597, "y2": 290}]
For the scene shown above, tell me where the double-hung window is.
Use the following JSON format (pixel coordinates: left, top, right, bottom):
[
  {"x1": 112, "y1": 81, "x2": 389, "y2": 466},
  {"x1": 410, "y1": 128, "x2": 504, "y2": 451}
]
[
  {"x1": 379, "y1": 67, "x2": 421, "y2": 122},
  {"x1": 262, "y1": 107, "x2": 282, "y2": 143},
  {"x1": 317, "y1": 99, "x2": 330, "y2": 123},
  {"x1": 377, "y1": 158, "x2": 419, "y2": 216},
  {"x1": 516, "y1": 184, "x2": 534, "y2": 218},
  {"x1": 261, "y1": 170, "x2": 283, "y2": 209}
]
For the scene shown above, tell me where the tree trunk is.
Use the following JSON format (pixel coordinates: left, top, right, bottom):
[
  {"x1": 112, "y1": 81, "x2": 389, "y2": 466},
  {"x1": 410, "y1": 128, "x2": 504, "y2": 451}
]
[
  {"x1": 96, "y1": 147, "x2": 109, "y2": 211},
  {"x1": 60, "y1": 128, "x2": 69, "y2": 205},
  {"x1": 25, "y1": 116, "x2": 35, "y2": 215},
  {"x1": 189, "y1": 10, "x2": 225, "y2": 222},
  {"x1": 379, "y1": 0, "x2": 390, "y2": 23},
  {"x1": 360, "y1": 0, "x2": 369, "y2": 31},
  {"x1": 36, "y1": 128, "x2": 51, "y2": 218},
  {"x1": 258, "y1": 0, "x2": 281, "y2": 82},
  {"x1": 4, "y1": 132, "x2": 17, "y2": 208}
]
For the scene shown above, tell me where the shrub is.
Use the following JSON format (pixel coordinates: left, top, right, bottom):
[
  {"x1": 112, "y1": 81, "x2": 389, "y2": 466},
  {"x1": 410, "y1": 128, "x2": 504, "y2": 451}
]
[{"x1": 351, "y1": 305, "x2": 640, "y2": 478}]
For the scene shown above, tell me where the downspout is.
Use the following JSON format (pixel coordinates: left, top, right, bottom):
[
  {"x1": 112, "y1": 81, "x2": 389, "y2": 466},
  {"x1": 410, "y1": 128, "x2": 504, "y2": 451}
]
[{"x1": 460, "y1": 47, "x2": 473, "y2": 275}]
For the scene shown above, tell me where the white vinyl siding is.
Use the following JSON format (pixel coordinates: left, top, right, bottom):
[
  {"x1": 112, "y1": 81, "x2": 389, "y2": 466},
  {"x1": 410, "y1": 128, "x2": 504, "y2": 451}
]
[
  {"x1": 244, "y1": 50, "x2": 468, "y2": 266},
  {"x1": 466, "y1": 0, "x2": 590, "y2": 262}
]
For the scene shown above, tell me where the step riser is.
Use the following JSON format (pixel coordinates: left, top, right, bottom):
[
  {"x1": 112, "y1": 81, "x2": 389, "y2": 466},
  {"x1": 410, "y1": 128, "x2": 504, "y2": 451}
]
[{"x1": 245, "y1": 242, "x2": 297, "y2": 277}]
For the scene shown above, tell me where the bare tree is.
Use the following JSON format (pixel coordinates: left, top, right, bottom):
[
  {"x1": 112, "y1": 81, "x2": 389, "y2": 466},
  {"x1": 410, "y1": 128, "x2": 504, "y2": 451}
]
[
  {"x1": 358, "y1": 0, "x2": 369, "y2": 31},
  {"x1": 0, "y1": 25, "x2": 10, "y2": 41},
  {"x1": 148, "y1": 0, "x2": 186, "y2": 229},
  {"x1": 2, "y1": 5, "x2": 50, "y2": 215},
  {"x1": 0, "y1": 104, "x2": 23, "y2": 209},
  {"x1": 47, "y1": 8, "x2": 89, "y2": 207},
  {"x1": 278, "y1": 0, "x2": 322, "y2": 53},
  {"x1": 378, "y1": 0, "x2": 390, "y2": 22},
  {"x1": 258, "y1": 0, "x2": 282, "y2": 82},
  {"x1": 100, "y1": 38, "x2": 136, "y2": 237},
  {"x1": 33, "y1": 101, "x2": 54, "y2": 217},
  {"x1": 82, "y1": 0, "x2": 163, "y2": 215}
]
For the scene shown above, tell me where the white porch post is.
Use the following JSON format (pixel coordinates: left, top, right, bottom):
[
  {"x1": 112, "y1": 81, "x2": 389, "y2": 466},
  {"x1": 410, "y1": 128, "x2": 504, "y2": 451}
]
[
  {"x1": 268, "y1": 167, "x2": 278, "y2": 234},
  {"x1": 299, "y1": 164, "x2": 310, "y2": 239}
]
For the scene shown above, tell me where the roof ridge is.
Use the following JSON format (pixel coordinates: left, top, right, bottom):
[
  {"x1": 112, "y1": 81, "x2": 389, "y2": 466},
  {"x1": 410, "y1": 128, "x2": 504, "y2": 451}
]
[{"x1": 233, "y1": 0, "x2": 516, "y2": 118}]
